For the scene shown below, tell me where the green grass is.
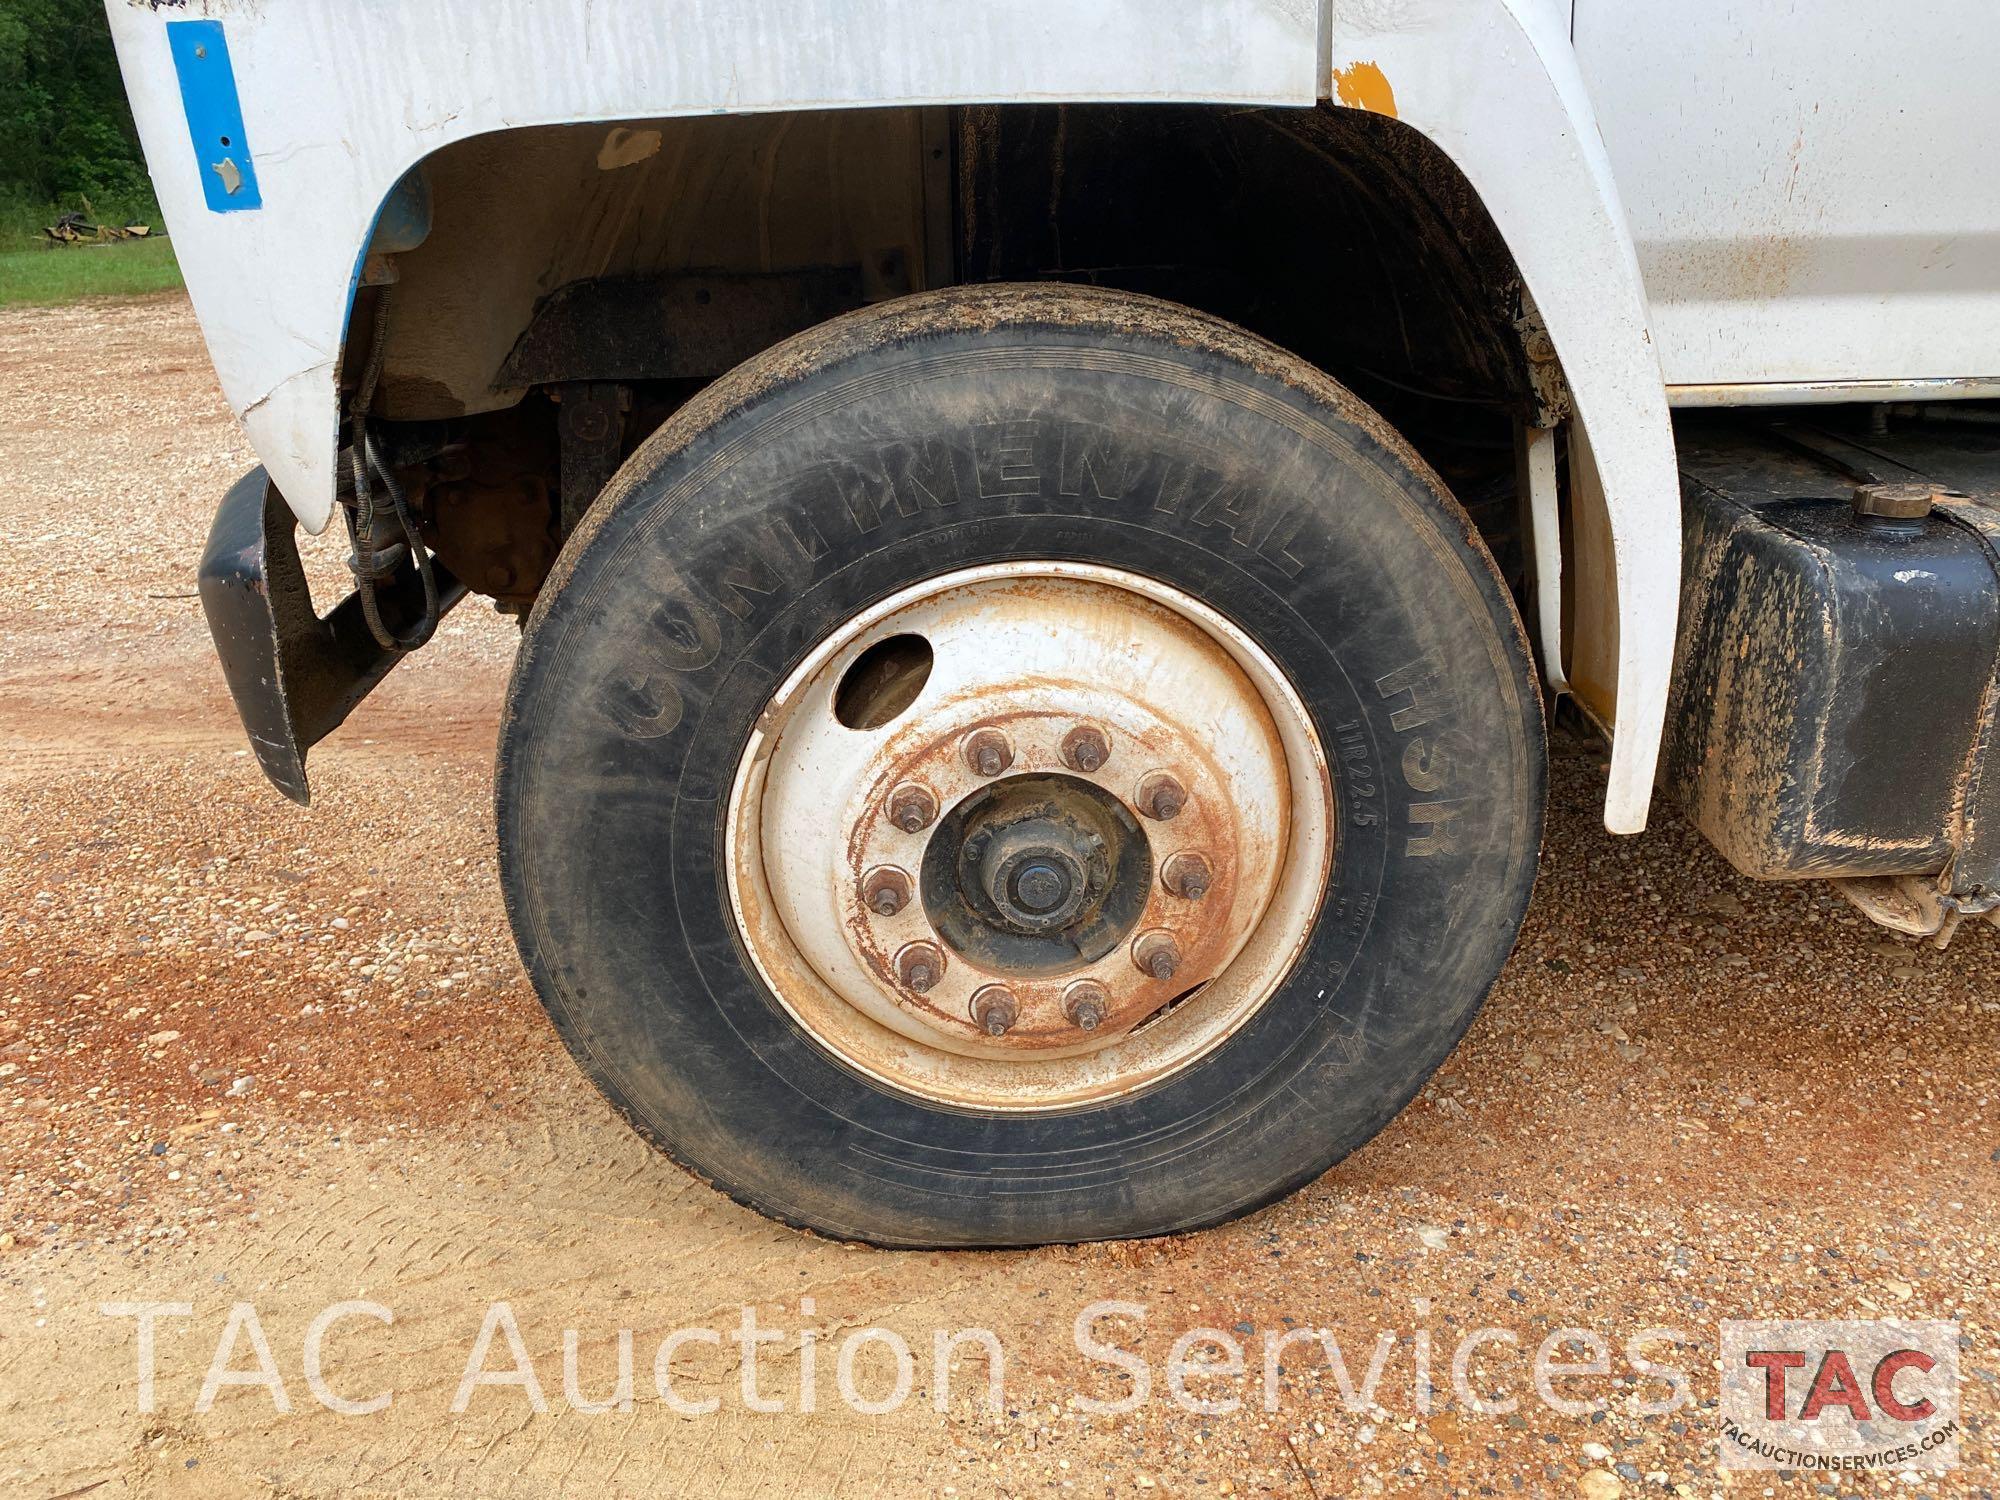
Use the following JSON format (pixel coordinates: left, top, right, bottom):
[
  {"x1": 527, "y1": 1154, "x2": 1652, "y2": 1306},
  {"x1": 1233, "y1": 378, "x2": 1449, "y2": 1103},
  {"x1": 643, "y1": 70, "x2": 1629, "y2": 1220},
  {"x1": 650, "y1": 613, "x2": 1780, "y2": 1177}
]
[
  {"x1": 0, "y1": 235, "x2": 183, "y2": 306},
  {"x1": 0, "y1": 195, "x2": 183, "y2": 306}
]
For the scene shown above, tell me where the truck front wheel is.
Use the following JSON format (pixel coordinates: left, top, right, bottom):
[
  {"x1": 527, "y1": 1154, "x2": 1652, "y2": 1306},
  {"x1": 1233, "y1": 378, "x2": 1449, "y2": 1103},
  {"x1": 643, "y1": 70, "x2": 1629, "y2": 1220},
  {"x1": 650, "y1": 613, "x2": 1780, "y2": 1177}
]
[{"x1": 496, "y1": 285, "x2": 1544, "y2": 1246}]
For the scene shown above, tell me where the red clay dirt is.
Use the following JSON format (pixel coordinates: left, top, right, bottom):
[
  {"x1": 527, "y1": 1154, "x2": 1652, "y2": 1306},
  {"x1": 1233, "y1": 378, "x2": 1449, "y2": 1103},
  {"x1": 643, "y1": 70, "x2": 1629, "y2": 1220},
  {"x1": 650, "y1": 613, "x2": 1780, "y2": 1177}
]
[{"x1": 0, "y1": 297, "x2": 1995, "y2": 1498}]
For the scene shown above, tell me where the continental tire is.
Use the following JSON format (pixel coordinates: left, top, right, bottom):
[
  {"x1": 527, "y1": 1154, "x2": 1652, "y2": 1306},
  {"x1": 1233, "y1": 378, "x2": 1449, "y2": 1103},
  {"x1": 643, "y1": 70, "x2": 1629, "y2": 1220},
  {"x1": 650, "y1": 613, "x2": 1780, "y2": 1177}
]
[{"x1": 496, "y1": 284, "x2": 1545, "y2": 1247}]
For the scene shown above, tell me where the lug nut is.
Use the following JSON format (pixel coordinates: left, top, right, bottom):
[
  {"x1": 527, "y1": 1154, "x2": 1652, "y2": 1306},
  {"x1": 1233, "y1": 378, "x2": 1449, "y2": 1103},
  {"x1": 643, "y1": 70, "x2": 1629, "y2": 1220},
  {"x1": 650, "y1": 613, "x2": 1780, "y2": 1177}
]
[
  {"x1": 963, "y1": 727, "x2": 1014, "y2": 779},
  {"x1": 1136, "y1": 771, "x2": 1186, "y2": 822},
  {"x1": 1061, "y1": 724, "x2": 1111, "y2": 774},
  {"x1": 1063, "y1": 979, "x2": 1109, "y2": 1032},
  {"x1": 897, "y1": 941, "x2": 944, "y2": 994},
  {"x1": 887, "y1": 782, "x2": 938, "y2": 833},
  {"x1": 1161, "y1": 851, "x2": 1213, "y2": 901},
  {"x1": 1133, "y1": 930, "x2": 1183, "y2": 983},
  {"x1": 862, "y1": 865, "x2": 913, "y2": 917},
  {"x1": 970, "y1": 984, "x2": 1019, "y2": 1037}
]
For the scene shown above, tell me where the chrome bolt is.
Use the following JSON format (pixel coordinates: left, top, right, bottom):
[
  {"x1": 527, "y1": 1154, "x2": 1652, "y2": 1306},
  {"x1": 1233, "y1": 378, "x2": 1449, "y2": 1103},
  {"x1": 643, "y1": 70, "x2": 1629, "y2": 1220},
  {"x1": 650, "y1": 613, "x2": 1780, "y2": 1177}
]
[
  {"x1": 897, "y1": 941, "x2": 944, "y2": 994},
  {"x1": 887, "y1": 783, "x2": 938, "y2": 833},
  {"x1": 1133, "y1": 930, "x2": 1183, "y2": 983},
  {"x1": 1061, "y1": 724, "x2": 1111, "y2": 774},
  {"x1": 970, "y1": 984, "x2": 1019, "y2": 1037},
  {"x1": 862, "y1": 865, "x2": 913, "y2": 917},
  {"x1": 963, "y1": 727, "x2": 1014, "y2": 779},
  {"x1": 1063, "y1": 979, "x2": 1109, "y2": 1033},
  {"x1": 1161, "y1": 851, "x2": 1213, "y2": 902},
  {"x1": 1136, "y1": 771, "x2": 1186, "y2": 822}
]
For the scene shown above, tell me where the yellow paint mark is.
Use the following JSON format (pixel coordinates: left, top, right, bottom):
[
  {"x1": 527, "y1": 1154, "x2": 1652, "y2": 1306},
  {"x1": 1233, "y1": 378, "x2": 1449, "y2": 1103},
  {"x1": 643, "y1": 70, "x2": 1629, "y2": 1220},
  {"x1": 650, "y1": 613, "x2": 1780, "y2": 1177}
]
[{"x1": 1333, "y1": 60, "x2": 1398, "y2": 119}]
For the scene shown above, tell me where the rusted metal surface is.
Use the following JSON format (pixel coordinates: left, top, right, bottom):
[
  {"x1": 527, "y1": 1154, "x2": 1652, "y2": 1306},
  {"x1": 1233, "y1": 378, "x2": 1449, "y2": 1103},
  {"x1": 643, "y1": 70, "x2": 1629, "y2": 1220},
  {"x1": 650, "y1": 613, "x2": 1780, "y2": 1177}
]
[
  {"x1": 722, "y1": 562, "x2": 1334, "y2": 1111},
  {"x1": 414, "y1": 402, "x2": 561, "y2": 610},
  {"x1": 1060, "y1": 979, "x2": 1108, "y2": 1031},
  {"x1": 1669, "y1": 378, "x2": 2000, "y2": 410},
  {"x1": 1059, "y1": 723, "x2": 1110, "y2": 773},
  {"x1": 1134, "y1": 771, "x2": 1187, "y2": 823},
  {"x1": 552, "y1": 381, "x2": 629, "y2": 537},
  {"x1": 1851, "y1": 481, "x2": 1942, "y2": 522},
  {"x1": 894, "y1": 940, "x2": 944, "y2": 994},
  {"x1": 1160, "y1": 850, "x2": 1212, "y2": 901},
  {"x1": 852, "y1": 704, "x2": 1244, "y2": 1049},
  {"x1": 1131, "y1": 929, "x2": 1183, "y2": 982},
  {"x1": 959, "y1": 726, "x2": 1014, "y2": 780},
  {"x1": 920, "y1": 772, "x2": 1147, "y2": 969},
  {"x1": 1831, "y1": 873, "x2": 1977, "y2": 948},
  {"x1": 498, "y1": 269, "x2": 867, "y2": 390},
  {"x1": 860, "y1": 865, "x2": 912, "y2": 918},
  {"x1": 969, "y1": 985, "x2": 1019, "y2": 1037},
  {"x1": 886, "y1": 783, "x2": 937, "y2": 834}
]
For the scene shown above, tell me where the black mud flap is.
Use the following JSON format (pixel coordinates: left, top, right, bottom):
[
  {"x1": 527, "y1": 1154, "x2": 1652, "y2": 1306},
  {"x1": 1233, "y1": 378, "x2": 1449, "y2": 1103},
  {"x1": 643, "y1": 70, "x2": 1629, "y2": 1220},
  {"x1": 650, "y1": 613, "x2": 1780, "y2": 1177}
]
[{"x1": 198, "y1": 468, "x2": 465, "y2": 804}]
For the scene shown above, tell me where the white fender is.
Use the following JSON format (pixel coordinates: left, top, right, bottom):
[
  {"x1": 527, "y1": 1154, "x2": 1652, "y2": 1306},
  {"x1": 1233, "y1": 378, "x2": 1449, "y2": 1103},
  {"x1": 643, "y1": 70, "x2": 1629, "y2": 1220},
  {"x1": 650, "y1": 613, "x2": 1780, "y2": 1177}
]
[
  {"x1": 1327, "y1": 0, "x2": 1679, "y2": 834},
  {"x1": 108, "y1": 0, "x2": 1672, "y2": 834},
  {"x1": 105, "y1": 0, "x2": 1317, "y2": 537}
]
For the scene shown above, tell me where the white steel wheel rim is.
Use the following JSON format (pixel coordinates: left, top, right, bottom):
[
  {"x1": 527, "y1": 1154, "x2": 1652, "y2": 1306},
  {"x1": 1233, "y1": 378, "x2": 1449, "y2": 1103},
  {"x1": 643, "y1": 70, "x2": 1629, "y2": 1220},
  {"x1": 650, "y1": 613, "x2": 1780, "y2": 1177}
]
[{"x1": 725, "y1": 562, "x2": 1333, "y2": 1112}]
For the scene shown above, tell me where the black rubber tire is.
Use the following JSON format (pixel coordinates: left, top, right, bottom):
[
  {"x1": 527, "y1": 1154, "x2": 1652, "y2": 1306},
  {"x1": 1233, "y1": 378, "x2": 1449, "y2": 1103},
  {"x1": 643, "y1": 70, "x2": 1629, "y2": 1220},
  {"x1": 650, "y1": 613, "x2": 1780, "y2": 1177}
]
[{"x1": 497, "y1": 285, "x2": 1544, "y2": 1247}]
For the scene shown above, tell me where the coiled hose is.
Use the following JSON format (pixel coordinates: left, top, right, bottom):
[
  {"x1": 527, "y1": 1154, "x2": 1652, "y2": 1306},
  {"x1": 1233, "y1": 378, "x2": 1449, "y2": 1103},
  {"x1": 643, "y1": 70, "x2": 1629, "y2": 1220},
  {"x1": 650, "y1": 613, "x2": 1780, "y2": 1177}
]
[{"x1": 344, "y1": 290, "x2": 441, "y2": 652}]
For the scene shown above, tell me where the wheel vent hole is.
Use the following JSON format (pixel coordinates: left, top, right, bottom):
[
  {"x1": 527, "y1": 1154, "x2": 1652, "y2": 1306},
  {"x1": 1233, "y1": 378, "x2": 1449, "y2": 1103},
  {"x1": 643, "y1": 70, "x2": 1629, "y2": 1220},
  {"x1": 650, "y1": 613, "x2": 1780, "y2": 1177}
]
[
  {"x1": 1129, "y1": 982, "x2": 1206, "y2": 1035},
  {"x1": 833, "y1": 633, "x2": 934, "y2": 730}
]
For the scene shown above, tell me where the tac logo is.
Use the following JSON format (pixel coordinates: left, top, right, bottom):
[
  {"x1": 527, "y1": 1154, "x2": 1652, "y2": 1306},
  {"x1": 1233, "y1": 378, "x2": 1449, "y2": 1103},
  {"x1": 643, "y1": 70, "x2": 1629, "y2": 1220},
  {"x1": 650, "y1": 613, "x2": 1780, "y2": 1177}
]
[{"x1": 1719, "y1": 1320, "x2": 1959, "y2": 1473}]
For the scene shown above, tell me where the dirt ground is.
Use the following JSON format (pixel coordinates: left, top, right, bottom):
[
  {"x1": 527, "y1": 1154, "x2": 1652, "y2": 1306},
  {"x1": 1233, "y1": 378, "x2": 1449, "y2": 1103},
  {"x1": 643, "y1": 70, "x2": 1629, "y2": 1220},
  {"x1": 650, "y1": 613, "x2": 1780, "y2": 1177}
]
[{"x1": 1, "y1": 297, "x2": 1996, "y2": 1499}]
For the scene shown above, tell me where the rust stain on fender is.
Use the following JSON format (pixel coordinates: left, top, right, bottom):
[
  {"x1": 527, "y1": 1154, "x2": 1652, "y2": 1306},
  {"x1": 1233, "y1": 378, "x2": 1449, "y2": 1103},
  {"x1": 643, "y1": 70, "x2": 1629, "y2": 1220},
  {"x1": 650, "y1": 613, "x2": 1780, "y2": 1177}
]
[{"x1": 1333, "y1": 61, "x2": 1397, "y2": 119}]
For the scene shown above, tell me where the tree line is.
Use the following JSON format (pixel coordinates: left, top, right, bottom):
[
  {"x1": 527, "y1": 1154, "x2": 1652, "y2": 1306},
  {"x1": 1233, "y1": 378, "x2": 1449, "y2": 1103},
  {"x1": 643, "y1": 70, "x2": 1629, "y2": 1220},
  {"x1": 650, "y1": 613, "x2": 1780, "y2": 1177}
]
[{"x1": 0, "y1": 0, "x2": 154, "y2": 214}]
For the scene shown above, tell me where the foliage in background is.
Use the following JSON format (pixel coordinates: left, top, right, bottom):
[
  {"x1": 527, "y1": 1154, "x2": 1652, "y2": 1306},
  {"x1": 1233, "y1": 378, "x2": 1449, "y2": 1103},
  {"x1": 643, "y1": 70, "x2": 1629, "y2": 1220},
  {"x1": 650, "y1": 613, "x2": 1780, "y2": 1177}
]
[
  {"x1": 0, "y1": 0, "x2": 159, "y2": 237},
  {"x1": 0, "y1": 0, "x2": 179, "y2": 300}
]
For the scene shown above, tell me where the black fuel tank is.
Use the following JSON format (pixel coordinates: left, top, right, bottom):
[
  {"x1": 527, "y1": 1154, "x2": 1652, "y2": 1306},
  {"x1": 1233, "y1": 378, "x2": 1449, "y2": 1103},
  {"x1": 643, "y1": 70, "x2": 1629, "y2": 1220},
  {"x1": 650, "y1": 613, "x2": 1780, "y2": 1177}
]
[{"x1": 1664, "y1": 416, "x2": 2000, "y2": 880}]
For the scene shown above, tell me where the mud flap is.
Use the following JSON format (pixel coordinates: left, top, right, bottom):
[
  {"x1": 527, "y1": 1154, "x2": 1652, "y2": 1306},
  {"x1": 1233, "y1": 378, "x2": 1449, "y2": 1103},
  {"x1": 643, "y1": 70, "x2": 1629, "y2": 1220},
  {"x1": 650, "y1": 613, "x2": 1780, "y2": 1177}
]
[{"x1": 197, "y1": 468, "x2": 464, "y2": 804}]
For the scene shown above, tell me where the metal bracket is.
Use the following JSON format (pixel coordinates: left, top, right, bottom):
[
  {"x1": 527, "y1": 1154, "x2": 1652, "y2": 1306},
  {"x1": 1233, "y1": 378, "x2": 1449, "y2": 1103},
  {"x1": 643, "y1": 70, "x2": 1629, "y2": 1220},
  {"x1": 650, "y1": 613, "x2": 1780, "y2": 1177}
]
[
  {"x1": 1833, "y1": 873, "x2": 2000, "y2": 950},
  {"x1": 198, "y1": 468, "x2": 465, "y2": 803},
  {"x1": 554, "y1": 383, "x2": 630, "y2": 538},
  {"x1": 1514, "y1": 422, "x2": 1566, "y2": 695},
  {"x1": 498, "y1": 268, "x2": 865, "y2": 388}
]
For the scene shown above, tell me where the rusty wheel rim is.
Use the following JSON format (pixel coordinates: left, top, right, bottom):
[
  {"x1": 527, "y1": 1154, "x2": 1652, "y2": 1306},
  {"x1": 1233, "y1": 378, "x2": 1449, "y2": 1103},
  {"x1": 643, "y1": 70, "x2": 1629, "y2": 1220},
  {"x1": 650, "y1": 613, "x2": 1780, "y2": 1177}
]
[{"x1": 725, "y1": 563, "x2": 1333, "y2": 1111}]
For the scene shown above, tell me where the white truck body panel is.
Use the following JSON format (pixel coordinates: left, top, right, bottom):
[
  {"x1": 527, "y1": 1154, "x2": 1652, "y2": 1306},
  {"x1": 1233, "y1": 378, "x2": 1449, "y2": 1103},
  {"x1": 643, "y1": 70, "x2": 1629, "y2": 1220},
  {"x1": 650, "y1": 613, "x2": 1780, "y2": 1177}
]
[
  {"x1": 103, "y1": 0, "x2": 2000, "y2": 838},
  {"x1": 1578, "y1": 0, "x2": 2000, "y2": 393},
  {"x1": 106, "y1": 0, "x2": 1319, "y2": 539},
  {"x1": 1322, "y1": 0, "x2": 1678, "y2": 835}
]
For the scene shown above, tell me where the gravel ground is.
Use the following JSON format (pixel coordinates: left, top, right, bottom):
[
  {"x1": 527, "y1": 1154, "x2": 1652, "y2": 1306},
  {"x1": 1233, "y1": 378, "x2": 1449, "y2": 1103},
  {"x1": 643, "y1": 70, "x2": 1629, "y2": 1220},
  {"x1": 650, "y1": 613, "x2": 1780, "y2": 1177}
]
[{"x1": 0, "y1": 297, "x2": 1995, "y2": 1498}]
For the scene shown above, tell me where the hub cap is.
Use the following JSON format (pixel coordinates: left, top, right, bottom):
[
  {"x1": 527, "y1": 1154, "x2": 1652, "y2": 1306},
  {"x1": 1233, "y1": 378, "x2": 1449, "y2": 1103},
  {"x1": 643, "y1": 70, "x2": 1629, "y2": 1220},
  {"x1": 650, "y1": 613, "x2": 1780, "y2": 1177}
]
[{"x1": 725, "y1": 564, "x2": 1333, "y2": 1110}]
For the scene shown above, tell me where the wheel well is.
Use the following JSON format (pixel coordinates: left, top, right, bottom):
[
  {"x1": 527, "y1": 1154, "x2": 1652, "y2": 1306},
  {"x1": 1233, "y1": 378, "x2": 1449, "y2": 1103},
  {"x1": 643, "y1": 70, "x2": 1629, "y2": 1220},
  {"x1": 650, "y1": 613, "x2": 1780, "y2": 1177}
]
[{"x1": 345, "y1": 103, "x2": 1549, "y2": 609}]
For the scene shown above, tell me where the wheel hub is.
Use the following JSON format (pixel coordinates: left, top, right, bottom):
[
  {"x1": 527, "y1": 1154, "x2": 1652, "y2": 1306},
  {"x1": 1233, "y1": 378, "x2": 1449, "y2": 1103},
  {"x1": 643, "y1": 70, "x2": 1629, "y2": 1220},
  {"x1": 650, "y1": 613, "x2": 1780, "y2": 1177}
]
[
  {"x1": 725, "y1": 563, "x2": 1333, "y2": 1109},
  {"x1": 924, "y1": 772, "x2": 1149, "y2": 980},
  {"x1": 979, "y1": 821, "x2": 1094, "y2": 933},
  {"x1": 1006, "y1": 858, "x2": 1073, "y2": 921}
]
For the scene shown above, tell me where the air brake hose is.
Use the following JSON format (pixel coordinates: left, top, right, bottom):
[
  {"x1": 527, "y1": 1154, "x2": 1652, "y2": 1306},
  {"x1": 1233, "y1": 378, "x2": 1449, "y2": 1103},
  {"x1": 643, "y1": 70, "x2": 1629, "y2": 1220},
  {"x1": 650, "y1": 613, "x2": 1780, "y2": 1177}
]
[{"x1": 343, "y1": 288, "x2": 441, "y2": 652}]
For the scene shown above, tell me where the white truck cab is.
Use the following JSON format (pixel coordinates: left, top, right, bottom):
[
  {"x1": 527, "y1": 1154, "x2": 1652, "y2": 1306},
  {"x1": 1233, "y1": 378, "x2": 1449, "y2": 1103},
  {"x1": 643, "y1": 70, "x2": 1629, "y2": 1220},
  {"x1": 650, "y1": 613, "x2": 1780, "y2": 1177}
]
[{"x1": 109, "y1": 1, "x2": 2000, "y2": 1245}]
